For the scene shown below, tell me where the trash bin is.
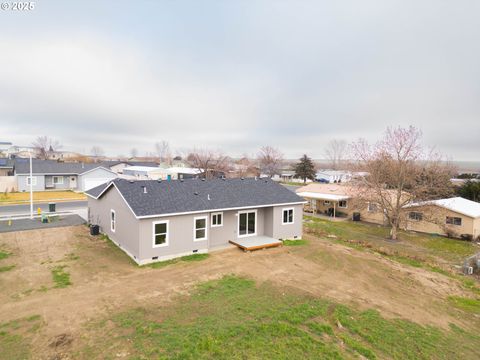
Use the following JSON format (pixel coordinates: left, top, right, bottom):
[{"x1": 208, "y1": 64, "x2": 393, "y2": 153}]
[
  {"x1": 352, "y1": 212, "x2": 361, "y2": 221},
  {"x1": 48, "y1": 203, "x2": 56, "y2": 213},
  {"x1": 90, "y1": 225, "x2": 100, "y2": 236}
]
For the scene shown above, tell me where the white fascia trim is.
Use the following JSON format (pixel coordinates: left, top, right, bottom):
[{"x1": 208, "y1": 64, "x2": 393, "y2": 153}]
[
  {"x1": 404, "y1": 202, "x2": 478, "y2": 220},
  {"x1": 136, "y1": 201, "x2": 307, "y2": 220},
  {"x1": 86, "y1": 182, "x2": 139, "y2": 219},
  {"x1": 88, "y1": 184, "x2": 307, "y2": 221}
]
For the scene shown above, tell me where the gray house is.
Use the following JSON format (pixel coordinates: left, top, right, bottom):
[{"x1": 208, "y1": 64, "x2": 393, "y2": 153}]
[
  {"x1": 86, "y1": 178, "x2": 306, "y2": 264},
  {"x1": 15, "y1": 159, "x2": 117, "y2": 192}
]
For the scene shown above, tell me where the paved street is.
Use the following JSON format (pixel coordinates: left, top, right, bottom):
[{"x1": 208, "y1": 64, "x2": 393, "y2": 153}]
[
  {"x1": 0, "y1": 200, "x2": 88, "y2": 221},
  {"x1": 0, "y1": 200, "x2": 87, "y2": 216}
]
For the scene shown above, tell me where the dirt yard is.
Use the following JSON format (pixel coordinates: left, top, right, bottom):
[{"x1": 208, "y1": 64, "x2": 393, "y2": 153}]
[{"x1": 0, "y1": 225, "x2": 479, "y2": 359}]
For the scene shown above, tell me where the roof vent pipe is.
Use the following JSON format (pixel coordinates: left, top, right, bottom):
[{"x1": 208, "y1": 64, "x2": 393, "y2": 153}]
[
  {"x1": 207, "y1": 194, "x2": 211, "y2": 201},
  {"x1": 142, "y1": 186, "x2": 147, "y2": 194}
]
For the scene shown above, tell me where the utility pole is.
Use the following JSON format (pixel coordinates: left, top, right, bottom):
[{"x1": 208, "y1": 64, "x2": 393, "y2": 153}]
[{"x1": 30, "y1": 151, "x2": 33, "y2": 219}]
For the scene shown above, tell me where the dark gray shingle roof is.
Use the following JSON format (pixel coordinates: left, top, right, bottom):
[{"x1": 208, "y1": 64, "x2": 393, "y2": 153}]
[
  {"x1": 14, "y1": 159, "x2": 106, "y2": 175},
  {"x1": 87, "y1": 178, "x2": 305, "y2": 217}
]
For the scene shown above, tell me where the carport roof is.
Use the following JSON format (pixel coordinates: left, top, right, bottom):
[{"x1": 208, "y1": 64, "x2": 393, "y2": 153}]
[{"x1": 86, "y1": 177, "x2": 306, "y2": 218}]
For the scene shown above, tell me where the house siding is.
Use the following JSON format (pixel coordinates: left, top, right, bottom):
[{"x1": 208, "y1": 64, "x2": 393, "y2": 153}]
[
  {"x1": 45, "y1": 175, "x2": 75, "y2": 190},
  {"x1": 17, "y1": 174, "x2": 45, "y2": 192},
  {"x1": 271, "y1": 205, "x2": 303, "y2": 239},
  {"x1": 88, "y1": 188, "x2": 140, "y2": 260},
  {"x1": 404, "y1": 205, "x2": 477, "y2": 239}
]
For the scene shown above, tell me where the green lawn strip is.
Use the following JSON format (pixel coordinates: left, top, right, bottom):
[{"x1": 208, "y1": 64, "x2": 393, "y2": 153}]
[
  {"x1": 80, "y1": 275, "x2": 480, "y2": 359},
  {"x1": 0, "y1": 264, "x2": 15, "y2": 272},
  {"x1": 147, "y1": 253, "x2": 209, "y2": 269},
  {"x1": 448, "y1": 296, "x2": 480, "y2": 314},
  {"x1": 51, "y1": 265, "x2": 72, "y2": 288},
  {"x1": 0, "y1": 250, "x2": 10, "y2": 260},
  {"x1": 0, "y1": 315, "x2": 43, "y2": 360},
  {"x1": 283, "y1": 239, "x2": 308, "y2": 246}
]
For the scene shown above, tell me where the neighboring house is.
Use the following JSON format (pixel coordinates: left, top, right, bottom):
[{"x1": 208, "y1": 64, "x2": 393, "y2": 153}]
[
  {"x1": 404, "y1": 197, "x2": 480, "y2": 240},
  {"x1": 315, "y1": 170, "x2": 352, "y2": 183},
  {"x1": 86, "y1": 177, "x2": 305, "y2": 264},
  {"x1": 101, "y1": 161, "x2": 159, "y2": 174},
  {"x1": 271, "y1": 171, "x2": 313, "y2": 184},
  {"x1": 0, "y1": 158, "x2": 14, "y2": 176},
  {"x1": 296, "y1": 183, "x2": 386, "y2": 224},
  {"x1": 121, "y1": 166, "x2": 202, "y2": 180},
  {"x1": 122, "y1": 166, "x2": 160, "y2": 178},
  {"x1": 14, "y1": 159, "x2": 117, "y2": 192}
]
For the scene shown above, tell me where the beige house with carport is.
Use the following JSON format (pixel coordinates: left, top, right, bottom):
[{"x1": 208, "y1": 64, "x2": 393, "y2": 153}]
[{"x1": 296, "y1": 183, "x2": 386, "y2": 224}]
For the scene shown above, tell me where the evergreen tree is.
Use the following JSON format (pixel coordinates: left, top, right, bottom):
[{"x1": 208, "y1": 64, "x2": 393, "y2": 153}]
[
  {"x1": 294, "y1": 154, "x2": 316, "y2": 184},
  {"x1": 457, "y1": 180, "x2": 480, "y2": 202}
]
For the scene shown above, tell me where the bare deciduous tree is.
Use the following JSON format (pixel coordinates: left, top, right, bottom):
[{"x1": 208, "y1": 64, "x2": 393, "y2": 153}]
[
  {"x1": 155, "y1": 140, "x2": 172, "y2": 164},
  {"x1": 257, "y1": 146, "x2": 283, "y2": 178},
  {"x1": 324, "y1": 139, "x2": 347, "y2": 170},
  {"x1": 32, "y1": 136, "x2": 62, "y2": 160},
  {"x1": 351, "y1": 126, "x2": 455, "y2": 240},
  {"x1": 186, "y1": 148, "x2": 232, "y2": 179},
  {"x1": 90, "y1": 146, "x2": 105, "y2": 161}
]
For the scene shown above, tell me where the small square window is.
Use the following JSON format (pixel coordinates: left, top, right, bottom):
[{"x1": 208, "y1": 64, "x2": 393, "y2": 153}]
[
  {"x1": 282, "y1": 208, "x2": 294, "y2": 224},
  {"x1": 409, "y1": 211, "x2": 423, "y2": 221},
  {"x1": 338, "y1": 200, "x2": 347, "y2": 208},
  {"x1": 211, "y1": 212, "x2": 223, "y2": 227},
  {"x1": 446, "y1": 216, "x2": 462, "y2": 226}
]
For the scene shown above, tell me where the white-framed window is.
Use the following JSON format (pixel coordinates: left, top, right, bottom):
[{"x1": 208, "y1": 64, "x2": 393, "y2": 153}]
[
  {"x1": 211, "y1": 212, "x2": 223, "y2": 227},
  {"x1": 367, "y1": 202, "x2": 378, "y2": 213},
  {"x1": 409, "y1": 211, "x2": 423, "y2": 221},
  {"x1": 26, "y1": 176, "x2": 37, "y2": 186},
  {"x1": 194, "y1": 216, "x2": 208, "y2": 241},
  {"x1": 446, "y1": 216, "x2": 462, "y2": 226},
  {"x1": 53, "y1": 176, "x2": 63, "y2": 185},
  {"x1": 338, "y1": 200, "x2": 348, "y2": 208},
  {"x1": 323, "y1": 200, "x2": 331, "y2": 206},
  {"x1": 282, "y1": 208, "x2": 294, "y2": 225},
  {"x1": 153, "y1": 220, "x2": 169, "y2": 247},
  {"x1": 238, "y1": 210, "x2": 257, "y2": 237},
  {"x1": 110, "y1": 209, "x2": 116, "y2": 232}
]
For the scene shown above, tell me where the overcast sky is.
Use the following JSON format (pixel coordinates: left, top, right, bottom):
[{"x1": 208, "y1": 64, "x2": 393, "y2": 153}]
[{"x1": 1, "y1": 1, "x2": 479, "y2": 160}]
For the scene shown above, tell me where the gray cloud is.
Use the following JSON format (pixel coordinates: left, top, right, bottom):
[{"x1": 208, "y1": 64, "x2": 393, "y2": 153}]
[{"x1": 0, "y1": 1, "x2": 479, "y2": 160}]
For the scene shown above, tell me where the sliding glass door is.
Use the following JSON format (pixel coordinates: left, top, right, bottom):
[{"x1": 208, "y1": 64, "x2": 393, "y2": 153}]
[{"x1": 238, "y1": 211, "x2": 256, "y2": 237}]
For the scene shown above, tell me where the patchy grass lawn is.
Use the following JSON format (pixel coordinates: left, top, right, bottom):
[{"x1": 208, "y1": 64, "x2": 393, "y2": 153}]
[
  {"x1": 51, "y1": 266, "x2": 72, "y2": 288},
  {"x1": 283, "y1": 239, "x2": 308, "y2": 246},
  {"x1": 79, "y1": 275, "x2": 480, "y2": 359},
  {"x1": 304, "y1": 216, "x2": 479, "y2": 269},
  {"x1": 147, "y1": 253, "x2": 210, "y2": 269},
  {"x1": 0, "y1": 191, "x2": 86, "y2": 205},
  {"x1": 0, "y1": 315, "x2": 43, "y2": 360}
]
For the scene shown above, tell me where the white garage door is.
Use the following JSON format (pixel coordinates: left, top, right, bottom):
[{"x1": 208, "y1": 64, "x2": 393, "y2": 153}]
[{"x1": 84, "y1": 178, "x2": 112, "y2": 191}]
